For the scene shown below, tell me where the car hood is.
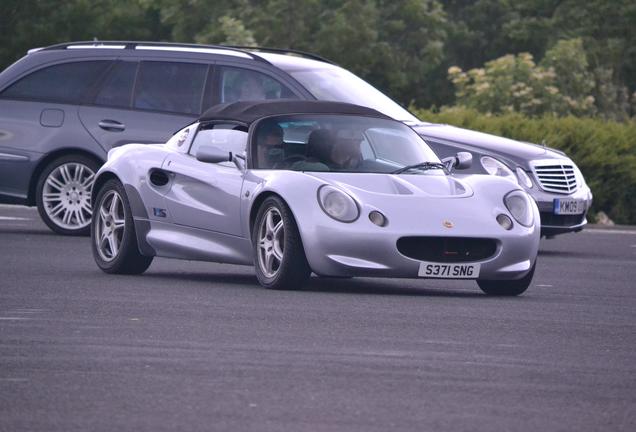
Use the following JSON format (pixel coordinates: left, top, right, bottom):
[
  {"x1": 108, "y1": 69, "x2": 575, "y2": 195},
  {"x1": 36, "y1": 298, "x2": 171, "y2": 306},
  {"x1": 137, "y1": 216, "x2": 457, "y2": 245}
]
[
  {"x1": 306, "y1": 172, "x2": 473, "y2": 198},
  {"x1": 413, "y1": 123, "x2": 566, "y2": 166}
]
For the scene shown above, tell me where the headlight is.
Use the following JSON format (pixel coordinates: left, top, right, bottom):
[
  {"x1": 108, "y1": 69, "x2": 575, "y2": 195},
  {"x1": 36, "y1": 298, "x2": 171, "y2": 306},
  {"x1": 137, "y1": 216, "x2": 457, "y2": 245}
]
[
  {"x1": 504, "y1": 190, "x2": 534, "y2": 227},
  {"x1": 481, "y1": 156, "x2": 516, "y2": 183},
  {"x1": 317, "y1": 185, "x2": 359, "y2": 222},
  {"x1": 515, "y1": 167, "x2": 533, "y2": 189}
]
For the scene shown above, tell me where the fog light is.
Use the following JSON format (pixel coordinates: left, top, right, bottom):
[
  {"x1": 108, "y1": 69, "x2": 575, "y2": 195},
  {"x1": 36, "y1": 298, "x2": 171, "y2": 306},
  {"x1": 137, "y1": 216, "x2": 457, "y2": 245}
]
[
  {"x1": 496, "y1": 213, "x2": 513, "y2": 230},
  {"x1": 369, "y1": 210, "x2": 387, "y2": 227}
]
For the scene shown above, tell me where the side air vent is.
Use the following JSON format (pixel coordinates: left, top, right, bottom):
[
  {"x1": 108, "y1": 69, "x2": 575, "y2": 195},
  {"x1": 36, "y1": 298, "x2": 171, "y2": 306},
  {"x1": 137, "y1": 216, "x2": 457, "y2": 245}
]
[{"x1": 149, "y1": 170, "x2": 170, "y2": 187}]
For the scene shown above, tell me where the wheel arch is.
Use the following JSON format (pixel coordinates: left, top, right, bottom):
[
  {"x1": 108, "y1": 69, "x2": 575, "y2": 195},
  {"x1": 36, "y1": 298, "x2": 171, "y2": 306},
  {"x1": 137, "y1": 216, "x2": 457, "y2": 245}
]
[
  {"x1": 249, "y1": 191, "x2": 283, "y2": 238},
  {"x1": 91, "y1": 170, "x2": 121, "y2": 205},
  {"x1": 28, "y1": 148, "x2": 104, "y2": 205}
]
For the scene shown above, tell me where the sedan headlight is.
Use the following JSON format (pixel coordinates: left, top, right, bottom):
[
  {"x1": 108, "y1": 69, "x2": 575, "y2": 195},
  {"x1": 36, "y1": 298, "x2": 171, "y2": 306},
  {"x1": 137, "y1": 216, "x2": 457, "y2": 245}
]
[
  {"x1": 515, "y1": 167, "x2": 533, "y2": 189},
  {"x1": 481, "y1": 156, "x2": 516, "y2": 183},
  {"x1": 504, "y1": 190, "x2": 534, "y2": 227},
  {"x1": 317, "y1": 185, "x2": 359, "y2": 222}
]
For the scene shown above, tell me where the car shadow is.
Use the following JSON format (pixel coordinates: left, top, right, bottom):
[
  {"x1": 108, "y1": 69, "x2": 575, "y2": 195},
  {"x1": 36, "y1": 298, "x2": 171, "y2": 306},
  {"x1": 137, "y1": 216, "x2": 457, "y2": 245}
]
[
  {"x1": 140, "y1": 271, "x2": 488, "y2": 297},
  {"x1": 303, "y1": 277, "x2": 488, "y2": 298}
]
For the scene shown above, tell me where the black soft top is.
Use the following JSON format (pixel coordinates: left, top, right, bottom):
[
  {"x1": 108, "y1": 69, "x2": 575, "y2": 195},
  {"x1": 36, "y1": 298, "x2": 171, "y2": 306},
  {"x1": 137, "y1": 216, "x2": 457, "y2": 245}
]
[{"x1": 198, "y1": 100, "x2": 392, "y2": 124}]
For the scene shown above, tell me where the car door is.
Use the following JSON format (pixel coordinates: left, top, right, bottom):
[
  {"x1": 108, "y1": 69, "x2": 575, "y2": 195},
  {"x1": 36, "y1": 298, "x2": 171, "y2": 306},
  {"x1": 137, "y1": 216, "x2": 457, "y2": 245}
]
[
  {"x1": 0, "y1": 60, "x2": 112, "y2": 202},
  {"x1": 78, "y1": 60, "x2": 209, "y2": 152},
  {"x1": 161, "y1": 123, "x2": 246, "y2": 237}
]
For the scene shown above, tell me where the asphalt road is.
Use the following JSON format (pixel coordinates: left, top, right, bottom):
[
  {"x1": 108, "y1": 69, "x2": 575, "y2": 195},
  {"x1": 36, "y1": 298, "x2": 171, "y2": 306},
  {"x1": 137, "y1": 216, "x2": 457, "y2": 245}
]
[{"x1": 1, "y1": 205, "x2": 635, "y2": 432}]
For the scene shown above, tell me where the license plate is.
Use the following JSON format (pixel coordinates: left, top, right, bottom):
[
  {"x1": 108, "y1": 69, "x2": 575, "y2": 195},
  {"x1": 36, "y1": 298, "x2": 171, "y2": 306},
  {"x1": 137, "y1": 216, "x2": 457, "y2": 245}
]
[
  {"x1": 418, "y1": 262, "x2": 480, "y2": 279},
  {"x1": 553, "y1": 198, "x2": 585, "y2": 215}
]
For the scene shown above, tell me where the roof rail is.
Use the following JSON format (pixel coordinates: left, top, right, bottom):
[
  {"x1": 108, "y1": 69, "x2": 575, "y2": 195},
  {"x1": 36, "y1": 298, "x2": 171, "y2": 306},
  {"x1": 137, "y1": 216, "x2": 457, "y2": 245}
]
[
  {"x1": 39, "y1": 41, "x2": 271, "y2": 64},
  {"x1": 228, "y1": 45, "x2": 334, "y2": 64}
]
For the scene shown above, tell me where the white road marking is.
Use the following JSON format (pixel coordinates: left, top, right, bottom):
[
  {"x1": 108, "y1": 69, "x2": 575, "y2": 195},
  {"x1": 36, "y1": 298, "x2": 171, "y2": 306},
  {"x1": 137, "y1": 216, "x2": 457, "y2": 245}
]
[
  {"x1": 0, "y1": 317, "x2": 30, "y2": 320},
  {"x1": 0, "y1": 216, "x2": 31, "y2": 221},
  {"x1": 8, "y1": 308, "x2": 46, "y2": 313},
  {"x1": 536, "y1": 284, "x2": 553, "y2": 287},
  {"x1": 0, "y1": 378, "x2": 29, "y2": 382},
  {"x1": 585, "y1": 228, "x2": 636, "y2": 235}
]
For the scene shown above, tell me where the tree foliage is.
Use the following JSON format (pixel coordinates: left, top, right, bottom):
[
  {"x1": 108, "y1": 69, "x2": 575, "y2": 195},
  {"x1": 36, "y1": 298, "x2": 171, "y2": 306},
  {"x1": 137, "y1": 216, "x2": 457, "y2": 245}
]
[
  {"x1": 1, "y1": 0, "x2": 635, "y2": 119},
  {"x1": 448, "y1": 39, "x2": 596, "y2": 117}
]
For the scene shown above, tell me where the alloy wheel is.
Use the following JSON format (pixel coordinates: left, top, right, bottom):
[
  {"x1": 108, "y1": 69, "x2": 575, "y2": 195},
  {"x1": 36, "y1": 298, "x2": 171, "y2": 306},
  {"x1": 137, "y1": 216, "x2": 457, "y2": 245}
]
[
  {"x1": 257, "y1": 207, "x2": 285, "y2": 278},
  {"x1": 94, "y1": 190, "x2": 125, "y2": 262},
  {"x1": 42, "y1": 162, "x2": 95, "y2": 230}
]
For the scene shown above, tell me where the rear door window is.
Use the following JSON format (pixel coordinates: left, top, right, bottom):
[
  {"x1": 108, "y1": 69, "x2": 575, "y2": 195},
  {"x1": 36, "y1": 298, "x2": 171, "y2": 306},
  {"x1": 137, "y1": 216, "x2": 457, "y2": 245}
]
[
  {"x1": 93, "y1": 61, "x2": 138, "y2": 108},
  {"x1": 1, "y1": 61, "x2": 111, "y2": 104},
  {"x1": 218, "y1": 66, "x2": 298, "y2": 103},
  {"x1": 133, "y1": 61, "x2": 208, "y2": 115}
]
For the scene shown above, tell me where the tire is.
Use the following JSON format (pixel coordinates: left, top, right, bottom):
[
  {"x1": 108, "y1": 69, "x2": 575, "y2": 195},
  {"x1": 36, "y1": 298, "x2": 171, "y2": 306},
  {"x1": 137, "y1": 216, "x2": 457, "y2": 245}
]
[
  {"x1": 91, "y1": 179, "x2": 153, "y2": 275},
  {"x1": 252, "y1": 196, "x2": 311, "y2": 290},
  {"x1": 477, "y1": 261, "x2": 536, "y2": 296},
  {"x1": 35, "y1": 154, "x2": 101, "y2": 236}
]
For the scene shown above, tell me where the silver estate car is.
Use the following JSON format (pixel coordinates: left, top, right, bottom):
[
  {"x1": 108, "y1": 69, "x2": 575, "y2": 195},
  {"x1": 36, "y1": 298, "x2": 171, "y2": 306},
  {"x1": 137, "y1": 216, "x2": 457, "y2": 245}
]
[
  {"x1": 0, "y1": 41, "x2": 591, "y2": 236},
  {"x1": 91, "y1": 100, "x2": 540, "y2": 295}
]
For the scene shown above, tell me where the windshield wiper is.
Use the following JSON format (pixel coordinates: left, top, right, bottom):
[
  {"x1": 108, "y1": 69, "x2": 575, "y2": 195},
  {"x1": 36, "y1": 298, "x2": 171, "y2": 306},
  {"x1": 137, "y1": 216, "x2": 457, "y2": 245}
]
[{"x1": 391, "y1": 162, "x2": 448, "y2": 174}]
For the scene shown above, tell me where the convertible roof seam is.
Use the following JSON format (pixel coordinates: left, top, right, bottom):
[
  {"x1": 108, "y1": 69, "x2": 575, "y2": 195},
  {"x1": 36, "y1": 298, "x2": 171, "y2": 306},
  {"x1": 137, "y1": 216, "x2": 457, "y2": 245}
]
[{"x1": 199, "y1": 100, "x2": 391, "y2": 124}]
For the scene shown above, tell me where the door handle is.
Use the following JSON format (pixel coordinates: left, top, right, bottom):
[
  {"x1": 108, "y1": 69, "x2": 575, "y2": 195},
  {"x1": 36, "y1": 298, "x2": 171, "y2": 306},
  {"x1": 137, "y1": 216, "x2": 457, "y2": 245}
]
[{"x1": 98, "y1": 119, "x2": 125, "y2": 132}]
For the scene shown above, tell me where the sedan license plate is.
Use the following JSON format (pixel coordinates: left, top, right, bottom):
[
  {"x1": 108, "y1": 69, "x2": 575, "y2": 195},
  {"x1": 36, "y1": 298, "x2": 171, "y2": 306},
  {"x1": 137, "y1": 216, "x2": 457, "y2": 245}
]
[
  {"x1": 553, "y1": 198, "x2": 585, "y2": 215},
  {"x1": 418, "y1": 262, "x2": 480, "y2": 279}
]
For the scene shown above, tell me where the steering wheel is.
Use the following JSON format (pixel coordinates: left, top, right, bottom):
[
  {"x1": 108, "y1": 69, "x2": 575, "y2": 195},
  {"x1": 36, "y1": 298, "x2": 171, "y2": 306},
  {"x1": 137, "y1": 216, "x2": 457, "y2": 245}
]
[{"x1": 274, "y1": 154, "x2": 307, "y2": 169}]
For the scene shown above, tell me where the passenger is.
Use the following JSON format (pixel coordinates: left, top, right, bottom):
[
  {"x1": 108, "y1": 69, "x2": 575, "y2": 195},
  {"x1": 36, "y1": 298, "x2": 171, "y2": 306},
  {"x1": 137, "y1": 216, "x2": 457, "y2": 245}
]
[
  {"x1": 290, "y1": 129, "x2": 332, "y2": 171},
  {"x1": 239, "y1": 73, "x2": 267, "y2": 100},
  {"x1": 331, "y1": 134, "x2": 363, "y2": 170}
]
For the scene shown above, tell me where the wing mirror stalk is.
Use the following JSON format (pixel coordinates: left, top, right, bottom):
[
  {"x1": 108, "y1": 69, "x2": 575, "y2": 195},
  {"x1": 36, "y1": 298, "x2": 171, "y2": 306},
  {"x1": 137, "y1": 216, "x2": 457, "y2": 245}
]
[
  {"x1": 442, "y1": 152, "x2": 472, "y2": 172},
  {"x1": 232, "y1": 153, "x2": 246, "y2": 171},
  {"x1": 196, "y1": 145, "x2": 246, "y2": 171}
]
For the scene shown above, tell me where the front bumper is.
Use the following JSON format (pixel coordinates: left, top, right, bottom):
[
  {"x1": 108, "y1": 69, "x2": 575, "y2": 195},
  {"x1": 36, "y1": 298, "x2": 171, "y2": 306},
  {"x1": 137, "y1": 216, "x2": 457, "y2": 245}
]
[
  {"x1": 302, "y1": 207, "x2": 540, "y2": 281},
  {"x1": 526, "y1": 185, "x2": 592, "y2": 237}
]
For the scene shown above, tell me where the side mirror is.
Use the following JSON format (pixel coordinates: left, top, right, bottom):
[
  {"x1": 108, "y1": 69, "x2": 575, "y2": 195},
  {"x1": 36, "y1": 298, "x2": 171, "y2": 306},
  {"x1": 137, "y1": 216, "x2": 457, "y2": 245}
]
[
  {"x1": 442, "y1": 152, "x2": 472, "y2": 172},
  {"x1": 455, "y1": 152, "x2": 472, "y2": 170},
  {"x1": 196, "y1": 145, "x2": 232, "y2": 164}
]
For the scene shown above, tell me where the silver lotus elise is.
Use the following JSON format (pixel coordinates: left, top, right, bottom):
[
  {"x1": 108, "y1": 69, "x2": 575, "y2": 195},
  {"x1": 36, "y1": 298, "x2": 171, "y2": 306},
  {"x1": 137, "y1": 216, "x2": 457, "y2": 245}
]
[{"x1": 91, "y1": 100, "x2": 540, "y2": 295}]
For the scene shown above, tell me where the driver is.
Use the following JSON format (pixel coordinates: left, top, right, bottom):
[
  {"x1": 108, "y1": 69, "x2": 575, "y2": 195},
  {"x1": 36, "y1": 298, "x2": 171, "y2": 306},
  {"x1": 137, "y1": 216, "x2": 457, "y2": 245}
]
[{"x1": 256, "y1": 122, "x2": 285, "y2": 168}]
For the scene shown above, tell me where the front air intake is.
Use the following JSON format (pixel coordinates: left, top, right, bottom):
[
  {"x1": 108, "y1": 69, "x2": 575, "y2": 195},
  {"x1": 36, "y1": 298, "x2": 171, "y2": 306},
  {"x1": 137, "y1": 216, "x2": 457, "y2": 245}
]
[{"x1": 397, "y1": 237, "x2": 497, "y2": 263}]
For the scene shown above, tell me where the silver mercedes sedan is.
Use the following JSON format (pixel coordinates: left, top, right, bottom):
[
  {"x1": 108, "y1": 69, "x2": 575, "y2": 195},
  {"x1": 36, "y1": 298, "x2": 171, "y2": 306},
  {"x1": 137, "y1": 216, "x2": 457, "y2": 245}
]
[{"x1": 91, "y1": 100, "x2": 540, "y2": 295}]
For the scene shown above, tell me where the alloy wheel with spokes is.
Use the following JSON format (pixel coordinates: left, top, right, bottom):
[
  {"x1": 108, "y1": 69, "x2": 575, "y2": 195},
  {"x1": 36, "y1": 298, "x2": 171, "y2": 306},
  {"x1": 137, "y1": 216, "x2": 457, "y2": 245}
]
[
  {"x1": 43, "y1": 162, "x2": 95, "y2": 229},
  {"x1": 252, "y1": 196, "x2": 310, "y2": 290},
  {"x1": 36, "y1": 155, "x2": 99, "y2": 236},
  {"x1": 91, "y1": 178, "x2": 153, "y2": 275},
  {"x1": 94, "y1": 190, "x2": 125, "y2": 262},
  {"x1": 257, "y1": 207, "x2": 285, "y2": 278}
]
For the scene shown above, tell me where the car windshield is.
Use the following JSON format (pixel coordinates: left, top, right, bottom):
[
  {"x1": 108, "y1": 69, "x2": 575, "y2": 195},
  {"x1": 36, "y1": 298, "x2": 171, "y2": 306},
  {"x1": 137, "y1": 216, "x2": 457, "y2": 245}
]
[
  {"x1": 287, "y1": 66, "x2": 420, "y2": 124},
  {"x1": 252, "y1": 114, "x2": 441, "y2": 174}
]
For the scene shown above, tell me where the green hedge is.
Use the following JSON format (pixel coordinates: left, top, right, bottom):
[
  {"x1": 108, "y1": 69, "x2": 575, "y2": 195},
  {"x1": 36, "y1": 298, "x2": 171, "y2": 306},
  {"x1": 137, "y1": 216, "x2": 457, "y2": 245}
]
[{"x1": 412, "y1": 107, "x2": 636, "y2": 224}]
